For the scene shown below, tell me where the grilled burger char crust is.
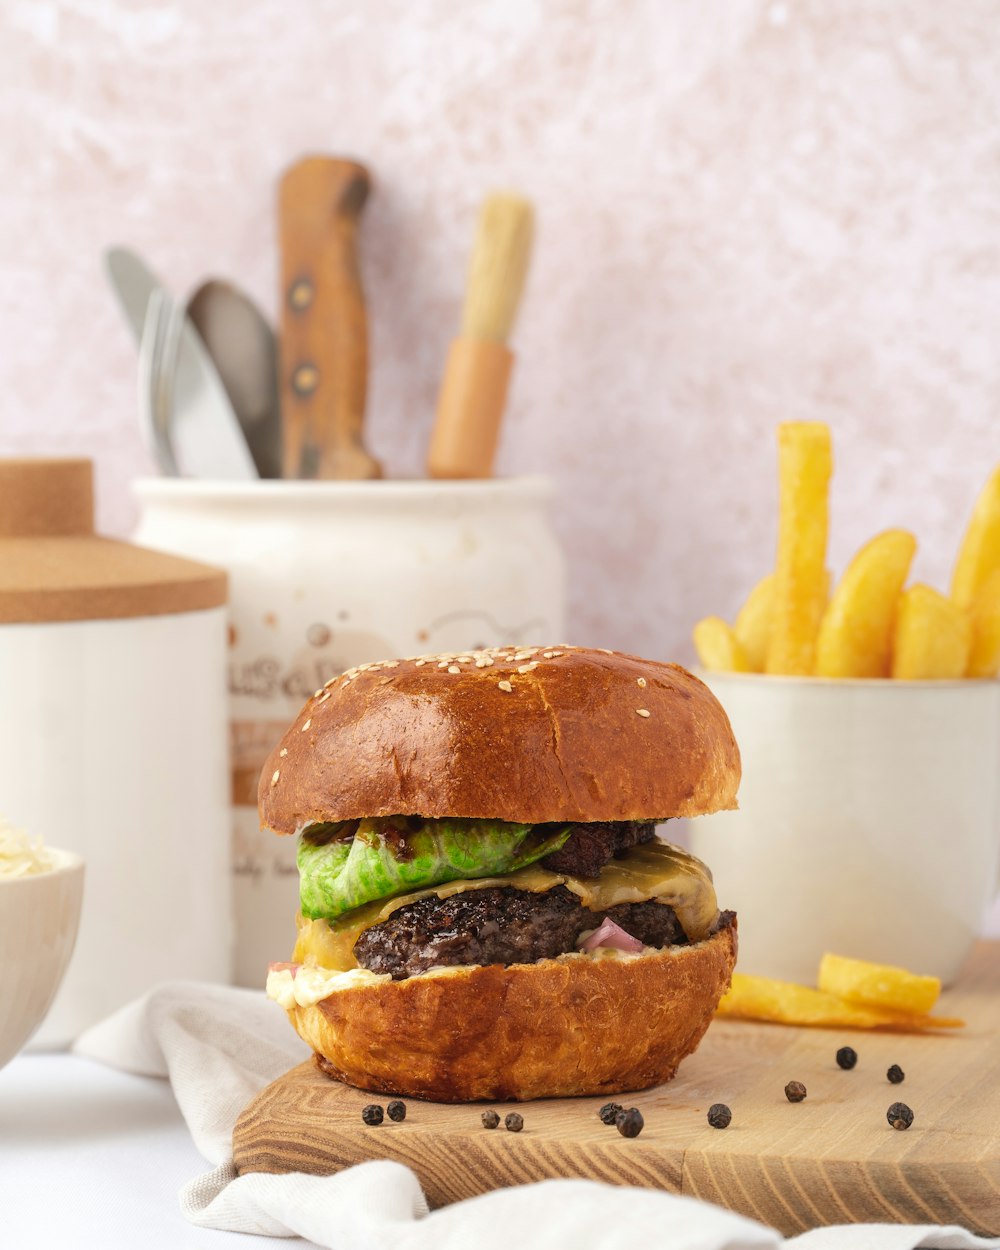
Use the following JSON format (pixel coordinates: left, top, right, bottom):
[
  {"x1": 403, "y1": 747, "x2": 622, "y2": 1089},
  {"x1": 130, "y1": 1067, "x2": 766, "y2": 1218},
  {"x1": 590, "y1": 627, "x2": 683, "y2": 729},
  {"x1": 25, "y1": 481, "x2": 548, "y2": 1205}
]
[
  {"x1": 261, "y1": 645, "x2": 741, "y2": 1102},
  {"x1": 352, "y1": 884, "x2": 691, "y2": 980},
  {"x1": 538, "y1": 819, "x2": 656, "y2": 876}
]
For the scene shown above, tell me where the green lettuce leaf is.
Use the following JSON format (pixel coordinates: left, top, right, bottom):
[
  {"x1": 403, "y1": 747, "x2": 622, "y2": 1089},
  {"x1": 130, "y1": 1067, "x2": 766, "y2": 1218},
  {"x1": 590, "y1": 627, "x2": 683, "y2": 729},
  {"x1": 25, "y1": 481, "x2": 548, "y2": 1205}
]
[{"x1": 297, "y1": 817, "x2": 573, "y2": 921}]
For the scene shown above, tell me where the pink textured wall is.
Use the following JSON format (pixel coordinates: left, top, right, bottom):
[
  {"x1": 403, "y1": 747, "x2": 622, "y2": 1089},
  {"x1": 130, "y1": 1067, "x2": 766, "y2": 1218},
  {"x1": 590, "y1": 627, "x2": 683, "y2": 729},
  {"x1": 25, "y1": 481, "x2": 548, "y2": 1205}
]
[{"x1": 2, "y1": 0, "x2": 999, "y2": 661}]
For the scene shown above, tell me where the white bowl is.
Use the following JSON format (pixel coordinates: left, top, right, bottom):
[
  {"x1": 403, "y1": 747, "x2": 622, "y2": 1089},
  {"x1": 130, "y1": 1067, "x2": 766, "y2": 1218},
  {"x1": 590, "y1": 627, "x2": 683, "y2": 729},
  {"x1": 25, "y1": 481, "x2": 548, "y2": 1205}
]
[{"x1": 0, "y1": 851, "x2": 84, "y2": 1068}]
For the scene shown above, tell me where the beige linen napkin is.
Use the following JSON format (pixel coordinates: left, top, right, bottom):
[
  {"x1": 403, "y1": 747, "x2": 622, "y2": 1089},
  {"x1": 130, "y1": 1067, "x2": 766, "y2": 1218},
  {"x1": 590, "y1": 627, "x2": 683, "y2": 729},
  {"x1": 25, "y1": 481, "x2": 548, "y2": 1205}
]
[{"x1": 74, "y1": 982, "x2": 1000, "y2": 1250}]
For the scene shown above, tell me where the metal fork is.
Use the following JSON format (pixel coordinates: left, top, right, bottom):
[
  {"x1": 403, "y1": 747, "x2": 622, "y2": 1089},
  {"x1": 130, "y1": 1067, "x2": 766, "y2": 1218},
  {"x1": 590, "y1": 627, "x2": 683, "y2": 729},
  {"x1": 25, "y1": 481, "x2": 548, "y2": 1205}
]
[{"x1": 137, "y1": 288, "x2": 183, "y2": 476}]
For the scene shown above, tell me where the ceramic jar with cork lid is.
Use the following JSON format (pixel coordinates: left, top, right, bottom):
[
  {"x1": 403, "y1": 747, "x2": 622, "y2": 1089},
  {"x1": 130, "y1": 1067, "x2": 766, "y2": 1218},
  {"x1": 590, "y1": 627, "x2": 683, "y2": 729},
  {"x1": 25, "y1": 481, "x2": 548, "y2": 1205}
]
[{"x1": 0, "y1": 458, "x2": 232, "y2": 1044}]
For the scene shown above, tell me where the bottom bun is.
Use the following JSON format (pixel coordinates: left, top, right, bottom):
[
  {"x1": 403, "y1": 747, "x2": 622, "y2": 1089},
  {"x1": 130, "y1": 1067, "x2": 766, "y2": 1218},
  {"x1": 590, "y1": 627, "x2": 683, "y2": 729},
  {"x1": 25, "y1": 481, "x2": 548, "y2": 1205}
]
[{"x1": 286, "y1": 914, "x2": 737, "y2": 1102}]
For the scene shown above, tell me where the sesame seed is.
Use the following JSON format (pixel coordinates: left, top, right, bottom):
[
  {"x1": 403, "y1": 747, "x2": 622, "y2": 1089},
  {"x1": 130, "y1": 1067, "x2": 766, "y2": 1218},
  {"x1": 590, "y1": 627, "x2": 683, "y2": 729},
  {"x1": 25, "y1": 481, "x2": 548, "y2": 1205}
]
[
  {"x1": 637, "y1": 677, "x2": 647, "y2": 688},
  {"x1": 513, "y1": 651, "x2": 536, "y2": 661},
  {"x1": 448, "y1": 665, "x2": 461, "y2": 674},
  {"x1": 271, "y1": 770, "x2": 280, "y2": 786},
  {"x1": 517, "y1": 663, "x2": 538, "y2": 674},
  {"x1": 301, "y1": 719, "x2": 312, "y2": 732},
  {"x1": 415, "y1": 659, "x2": 426, "y2": 667},
  {"x1": 636, "y1": 708, "x2": 651, "y2": 718},
  {"x1": 383, "y1": 661, "x2": 399, "y2": 668},
  {"x1": 475, "y1": 658, "x2": 491, "y2": 668},
  {"x1": 498, "y1": 680, "x2": 514, "y2": 692},
  {"x1": 279, "y1": 748, "x2": 288, "y2": 758},
  {"x1": 550, "y1": 650, "x2": 563, "y2": 657},
  {"x1": 437, "y1": 661, "x2": 451, "y2": 669}
]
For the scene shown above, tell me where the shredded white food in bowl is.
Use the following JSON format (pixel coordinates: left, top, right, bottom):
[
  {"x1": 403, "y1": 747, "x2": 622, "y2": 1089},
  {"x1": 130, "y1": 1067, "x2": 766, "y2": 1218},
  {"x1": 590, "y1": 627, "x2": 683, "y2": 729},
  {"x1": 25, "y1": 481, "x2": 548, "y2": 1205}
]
[{"x1": 0, "y1": 816, "x2": 59, "y2": 877}]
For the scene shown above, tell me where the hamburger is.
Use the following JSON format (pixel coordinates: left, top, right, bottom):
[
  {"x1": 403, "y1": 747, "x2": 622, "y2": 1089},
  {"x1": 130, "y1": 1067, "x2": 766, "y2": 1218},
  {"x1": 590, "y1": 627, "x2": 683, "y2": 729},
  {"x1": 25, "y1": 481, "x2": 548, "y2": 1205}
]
[{"x1": 262, "y1": 644, "x2": 739, "y2": 1102}]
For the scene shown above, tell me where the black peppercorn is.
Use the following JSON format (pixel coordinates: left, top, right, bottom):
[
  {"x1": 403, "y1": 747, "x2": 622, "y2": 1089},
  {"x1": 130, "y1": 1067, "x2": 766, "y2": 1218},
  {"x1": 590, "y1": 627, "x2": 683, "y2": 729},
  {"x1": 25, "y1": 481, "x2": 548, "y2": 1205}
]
[
  {"x1": 386, "y1": 1100, "x2": 406, "y2": 1122},
  {"x1": 784, "y1": 1081, "x2": 807, "y2": 1103},
  {"x1": 707, "y1": 1103, "x2": 732, "y2": 1129},
  {"x1": 836, "y1": 1046, "x2": 858, "y2": 1070},
  {"x1": 504, "y1": 1112, "x2": 524, "y2": 1133},
  {"x1": 887, "y1": 1101, "x2": 914, "y2": 1131},
  {"x1": 361, "y1": 1104, "x2": 384, "y2": 1126},
  {"x1": 481, "y1": 1110, "x2": 501, "y2": 1129},
  {"x1": 599, "y1": 1101, "x2": 624, "y2": 1126},
  {"x1": 887, "y1": 1064, "x2": 905, "y2": 1085},
  {"x1": 615, "y1": 1108, "x2": 644, "y2": 1138}
]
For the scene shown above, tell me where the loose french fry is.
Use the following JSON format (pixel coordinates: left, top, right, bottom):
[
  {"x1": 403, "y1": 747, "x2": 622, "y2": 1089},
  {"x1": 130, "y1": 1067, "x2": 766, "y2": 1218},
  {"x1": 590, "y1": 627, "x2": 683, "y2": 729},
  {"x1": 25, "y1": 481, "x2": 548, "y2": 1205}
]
[
  {"x1": 734, "y1": 574, "x2": 774, "y2": 672},
  {"x1": 815, "y1": 530, "x2": 917, "y2": 677},
  {"x1": 767, "y1": 422, "x2": 832, "y2": 675},
  {"x1": 717, "y1": 973, "x2": 963, "y2": 1031},
  {"x1": 951, "y1": 465, "x2": 1000, "y2": 611},
  {"x1": 891, "y1": 583, "x2": 972, "y2": 679},
  {"x1": 967, "y1": 569, "x2": 1000, "y2": 678},
  {"x1": 817, "y1": 953, "x2": 939, "y2": 1017},
  {"x1": 693, "y1": 617, "x2": 751, "y2": 672}
]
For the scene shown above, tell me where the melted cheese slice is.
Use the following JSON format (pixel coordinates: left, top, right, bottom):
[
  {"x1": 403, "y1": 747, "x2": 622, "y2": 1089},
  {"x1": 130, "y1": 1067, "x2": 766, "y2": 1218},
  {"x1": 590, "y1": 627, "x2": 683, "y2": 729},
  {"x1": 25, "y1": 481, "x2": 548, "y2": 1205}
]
[{"x1": 292, "y1": 839, "x2": 718, "y2": 975}]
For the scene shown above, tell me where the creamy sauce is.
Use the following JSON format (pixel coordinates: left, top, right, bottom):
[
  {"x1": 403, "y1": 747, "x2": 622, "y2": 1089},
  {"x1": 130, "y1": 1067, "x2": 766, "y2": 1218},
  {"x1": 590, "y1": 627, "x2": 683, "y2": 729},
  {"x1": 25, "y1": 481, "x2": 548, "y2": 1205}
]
[{"x1": 267, "y1": 936, "x2": 712, "y2": 1008}]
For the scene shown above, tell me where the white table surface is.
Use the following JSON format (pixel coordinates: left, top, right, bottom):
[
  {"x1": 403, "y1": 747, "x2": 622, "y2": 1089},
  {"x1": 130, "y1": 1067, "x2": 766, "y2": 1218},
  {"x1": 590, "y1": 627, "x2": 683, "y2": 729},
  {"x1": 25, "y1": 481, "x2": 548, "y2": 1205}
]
[{"x1": 0, "y1": 1052, "x2": 323, "y2": 1250}]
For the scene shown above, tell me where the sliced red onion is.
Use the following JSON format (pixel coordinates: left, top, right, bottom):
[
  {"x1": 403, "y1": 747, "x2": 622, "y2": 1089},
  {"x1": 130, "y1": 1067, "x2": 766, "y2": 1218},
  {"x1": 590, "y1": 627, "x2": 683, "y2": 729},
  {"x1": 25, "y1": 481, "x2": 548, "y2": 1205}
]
[
  {"x1": 268, "y1": 961, "x2": 301, "y2": 977},
  {"x1": 577, "y1": 917, "x2": 644, "y2": 954}
]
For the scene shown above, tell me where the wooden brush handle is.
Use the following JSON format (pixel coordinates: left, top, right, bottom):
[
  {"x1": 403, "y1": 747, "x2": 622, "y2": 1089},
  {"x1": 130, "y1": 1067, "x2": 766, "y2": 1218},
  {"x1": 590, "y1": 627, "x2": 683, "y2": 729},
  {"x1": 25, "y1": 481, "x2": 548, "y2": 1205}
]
[
  {"x1": 278, "y1": 157, "x2": 382, "y2": 479},
  {"x1": 427, "y1": 339, "x2": 513, "y2": 478}
]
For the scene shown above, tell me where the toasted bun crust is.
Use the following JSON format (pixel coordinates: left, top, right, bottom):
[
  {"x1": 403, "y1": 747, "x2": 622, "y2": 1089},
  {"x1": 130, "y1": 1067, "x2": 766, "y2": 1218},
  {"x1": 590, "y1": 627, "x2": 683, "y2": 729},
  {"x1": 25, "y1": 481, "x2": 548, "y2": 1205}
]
[
  {"x1": 260, "y1": 646, "x2": 740, "y2": 832},
  {"x1": 286, "y1": 916, "x2": 737, "y2": 1102}
]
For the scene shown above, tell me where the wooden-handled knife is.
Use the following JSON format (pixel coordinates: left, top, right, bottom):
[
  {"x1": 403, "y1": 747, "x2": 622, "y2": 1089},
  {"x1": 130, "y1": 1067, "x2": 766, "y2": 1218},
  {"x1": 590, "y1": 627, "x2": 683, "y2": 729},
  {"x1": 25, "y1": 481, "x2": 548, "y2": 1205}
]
[{"x1": 278, "y1": 156, "x2": 382, "y2": 480}]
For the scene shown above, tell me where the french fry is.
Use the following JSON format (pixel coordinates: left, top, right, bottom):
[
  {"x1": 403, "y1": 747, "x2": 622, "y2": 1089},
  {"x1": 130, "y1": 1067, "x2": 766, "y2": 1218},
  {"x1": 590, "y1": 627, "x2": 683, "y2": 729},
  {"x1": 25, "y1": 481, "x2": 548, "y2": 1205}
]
[
  {"x1": 967, "y1": 569, "x2": 1000, "y2": 678},
  {"x1": 951, "y1": 465, "x2": 1000, "y2": 610},
  {"x1": 767, "y1": 422, "x2": 833, "y2": 675},
  {"x1": 815, "y1": 530, "x2": 917, "y2": 677},
  {"x1": 693, "y1": 617, "x2": 751, "y2": 673},
  {"x1": 817, "y1": 953, "x2": 939, "y2": 1017},
  {"x1": 717, "y1": 973, "x2": 963, "y2": 1031},
  {"x1": 734, "y1": 574, "x2": 774, "y2": 672},
  {"x1": 891, "y1": 583, "x2": 972, "y2": 679}
]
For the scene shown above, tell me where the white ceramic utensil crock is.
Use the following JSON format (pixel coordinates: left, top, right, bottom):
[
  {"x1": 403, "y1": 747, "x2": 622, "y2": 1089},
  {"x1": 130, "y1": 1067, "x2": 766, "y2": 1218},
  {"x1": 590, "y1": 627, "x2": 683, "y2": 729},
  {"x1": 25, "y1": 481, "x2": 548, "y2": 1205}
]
[{"x1": 133, "y1": 476, "x2": 566, "y2": 986}]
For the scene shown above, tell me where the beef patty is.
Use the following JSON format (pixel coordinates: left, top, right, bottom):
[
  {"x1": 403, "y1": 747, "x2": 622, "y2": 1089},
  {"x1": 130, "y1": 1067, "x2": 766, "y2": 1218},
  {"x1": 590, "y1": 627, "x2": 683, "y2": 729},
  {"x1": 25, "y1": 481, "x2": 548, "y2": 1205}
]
[
  {"x1": 539, "y1": 820, "x2": 657, "y2": 877},
  {"x1": 353, "y1": 884, "x2": 689, "y2": 980}
]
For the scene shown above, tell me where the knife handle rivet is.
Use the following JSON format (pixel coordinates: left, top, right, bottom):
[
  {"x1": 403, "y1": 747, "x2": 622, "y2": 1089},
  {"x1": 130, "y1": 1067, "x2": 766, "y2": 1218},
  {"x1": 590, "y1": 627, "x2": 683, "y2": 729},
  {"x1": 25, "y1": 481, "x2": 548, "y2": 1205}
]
[
  {"x1": 292, "y1": 364, "x2": 320, "y2": 396},
  {"x1": 289, "y1": 279, "x2": 314, "y2": 311}
]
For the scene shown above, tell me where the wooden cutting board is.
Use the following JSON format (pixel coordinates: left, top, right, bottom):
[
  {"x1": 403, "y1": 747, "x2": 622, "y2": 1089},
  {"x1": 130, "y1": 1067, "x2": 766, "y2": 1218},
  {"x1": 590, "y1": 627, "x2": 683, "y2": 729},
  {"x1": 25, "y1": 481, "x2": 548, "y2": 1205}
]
[{"x1": 234, "y1": 941, "x2": 1000, "y2": 1236}]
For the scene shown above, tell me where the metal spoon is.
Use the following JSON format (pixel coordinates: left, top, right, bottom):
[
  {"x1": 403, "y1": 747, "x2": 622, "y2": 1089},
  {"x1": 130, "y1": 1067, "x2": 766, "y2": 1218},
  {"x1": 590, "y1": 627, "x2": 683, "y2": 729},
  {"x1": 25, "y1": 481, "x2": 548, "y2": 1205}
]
[{"x1": 187, "y1": 280, "x2": 283, "y2": 479}]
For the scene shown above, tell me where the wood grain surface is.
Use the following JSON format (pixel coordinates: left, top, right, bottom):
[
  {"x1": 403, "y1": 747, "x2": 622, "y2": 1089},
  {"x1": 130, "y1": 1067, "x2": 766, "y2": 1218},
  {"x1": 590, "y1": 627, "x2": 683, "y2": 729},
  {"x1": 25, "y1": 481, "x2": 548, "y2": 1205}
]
[{"x1": 233, "y1": 941, "x2": 1000, "y2": 1235}]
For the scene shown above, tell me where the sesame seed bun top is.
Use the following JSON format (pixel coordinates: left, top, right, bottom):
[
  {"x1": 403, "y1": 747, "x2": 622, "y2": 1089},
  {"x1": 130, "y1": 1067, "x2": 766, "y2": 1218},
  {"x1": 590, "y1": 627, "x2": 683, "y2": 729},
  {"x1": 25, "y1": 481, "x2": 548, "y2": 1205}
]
[{"x1": 258, "y1": 645, "x2": 741, "y2": 833}]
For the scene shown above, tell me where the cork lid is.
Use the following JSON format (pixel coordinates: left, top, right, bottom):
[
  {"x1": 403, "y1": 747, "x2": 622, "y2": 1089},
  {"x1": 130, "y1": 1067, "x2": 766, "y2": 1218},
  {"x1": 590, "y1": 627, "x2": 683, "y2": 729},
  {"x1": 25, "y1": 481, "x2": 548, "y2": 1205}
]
[{"x1": 0, "y1": 459, "x2": 228, "y2": 623}]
